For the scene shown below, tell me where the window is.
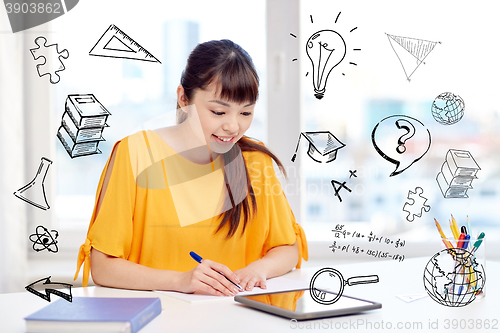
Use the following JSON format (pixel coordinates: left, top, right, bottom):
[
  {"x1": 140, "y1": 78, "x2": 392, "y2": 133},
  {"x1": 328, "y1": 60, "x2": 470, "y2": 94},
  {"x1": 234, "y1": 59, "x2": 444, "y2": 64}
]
[
  {"x1": 298, "y1": 0, "x2": 500, "y2": 250},
  {"x1": 51, "y1": 0, "x2": 266, "y2": 245}
]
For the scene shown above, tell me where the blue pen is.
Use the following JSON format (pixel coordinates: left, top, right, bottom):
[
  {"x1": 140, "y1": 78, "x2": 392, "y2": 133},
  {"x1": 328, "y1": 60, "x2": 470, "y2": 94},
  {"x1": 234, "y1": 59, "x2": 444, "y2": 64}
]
[
  {"x1": 189, "y1": 251, "x2": 244, "y2": 291},
  {"x1": 466, "y1": 216, "x2": 472, "y2": 243}
]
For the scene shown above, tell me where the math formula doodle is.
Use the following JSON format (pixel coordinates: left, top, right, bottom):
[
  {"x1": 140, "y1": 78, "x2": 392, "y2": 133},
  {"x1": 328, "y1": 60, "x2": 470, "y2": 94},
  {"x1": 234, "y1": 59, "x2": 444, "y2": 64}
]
[{"x1": 329, "y1": 224, "x2": 406, "y2": 262}]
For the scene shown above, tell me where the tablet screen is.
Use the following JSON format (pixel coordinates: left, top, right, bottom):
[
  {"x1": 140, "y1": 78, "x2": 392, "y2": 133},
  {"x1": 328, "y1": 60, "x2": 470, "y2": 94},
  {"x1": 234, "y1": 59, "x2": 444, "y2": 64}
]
[{"x1": 235, "y1": 289, "x2": 381, "y2": 320}]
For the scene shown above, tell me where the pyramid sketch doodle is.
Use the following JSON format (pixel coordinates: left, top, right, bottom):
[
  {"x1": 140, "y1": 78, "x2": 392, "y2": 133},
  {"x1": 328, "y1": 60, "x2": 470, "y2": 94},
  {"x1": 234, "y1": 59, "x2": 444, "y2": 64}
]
[{"x1": 386, "y1": 33, "x2": 439, "y2": 81}]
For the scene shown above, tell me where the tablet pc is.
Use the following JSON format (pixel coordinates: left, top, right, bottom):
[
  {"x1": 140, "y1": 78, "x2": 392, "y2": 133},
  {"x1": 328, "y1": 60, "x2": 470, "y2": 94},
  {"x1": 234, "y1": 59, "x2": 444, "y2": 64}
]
[{"x1": 234, "y1": 288, "x2": 381, "y2": 320}]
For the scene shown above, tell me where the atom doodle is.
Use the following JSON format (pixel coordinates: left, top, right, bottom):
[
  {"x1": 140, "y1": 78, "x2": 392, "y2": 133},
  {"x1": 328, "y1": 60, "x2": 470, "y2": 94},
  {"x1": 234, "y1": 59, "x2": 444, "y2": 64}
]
[{"x1": 29, "y1": 225, "x2": 59, "y2": 253}]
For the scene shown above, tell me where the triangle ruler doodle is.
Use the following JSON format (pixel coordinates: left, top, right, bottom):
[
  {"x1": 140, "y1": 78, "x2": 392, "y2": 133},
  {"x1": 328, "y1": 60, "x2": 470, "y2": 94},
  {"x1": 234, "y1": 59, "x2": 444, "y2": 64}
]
[
  {"x1": 386, "y1": 33, "x2": 439, "y2": 81},
  {"x1": 89, "y1": 24, "x2": 161, "y2": 63}
]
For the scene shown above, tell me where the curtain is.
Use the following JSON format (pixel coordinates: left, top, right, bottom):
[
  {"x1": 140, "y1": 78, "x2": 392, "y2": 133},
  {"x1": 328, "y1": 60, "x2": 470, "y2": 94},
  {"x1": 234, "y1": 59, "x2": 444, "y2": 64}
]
[{"x1": 0, "y1": 14, "x2": 29, "y2": 293}]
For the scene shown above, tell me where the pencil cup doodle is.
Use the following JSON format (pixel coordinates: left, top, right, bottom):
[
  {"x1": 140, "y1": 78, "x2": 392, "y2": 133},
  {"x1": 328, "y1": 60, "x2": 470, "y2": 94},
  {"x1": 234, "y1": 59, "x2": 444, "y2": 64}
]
[{"x1": 423, "y1": 247, "x2": 485, "y2": 307}]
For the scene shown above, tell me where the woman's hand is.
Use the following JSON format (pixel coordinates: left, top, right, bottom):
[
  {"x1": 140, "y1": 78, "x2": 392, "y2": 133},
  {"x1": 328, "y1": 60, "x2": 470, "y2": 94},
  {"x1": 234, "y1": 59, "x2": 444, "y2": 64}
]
[
  {"x1": 178, "y1": 259, "x2": 241, "y2": 296},
  {"x1": 234, "y1": 260, "x2": 268, "y2": 291},
  {"x1": 233, "y1": 242, "x2": 299, "y2": 291}
]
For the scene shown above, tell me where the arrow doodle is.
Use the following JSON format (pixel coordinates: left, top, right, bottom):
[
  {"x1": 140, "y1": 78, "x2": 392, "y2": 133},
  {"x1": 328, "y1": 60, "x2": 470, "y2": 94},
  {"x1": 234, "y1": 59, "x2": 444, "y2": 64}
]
[{"x1": 25, "y1": 276, "x2": 73, "y2": 302}]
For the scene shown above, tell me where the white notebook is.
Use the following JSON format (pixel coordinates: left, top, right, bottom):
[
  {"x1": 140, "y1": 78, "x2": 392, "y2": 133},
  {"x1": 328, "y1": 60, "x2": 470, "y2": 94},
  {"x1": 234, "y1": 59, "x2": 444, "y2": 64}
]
[{"x1": 155, "y1": 276, "x2": 310, "y2": 303}]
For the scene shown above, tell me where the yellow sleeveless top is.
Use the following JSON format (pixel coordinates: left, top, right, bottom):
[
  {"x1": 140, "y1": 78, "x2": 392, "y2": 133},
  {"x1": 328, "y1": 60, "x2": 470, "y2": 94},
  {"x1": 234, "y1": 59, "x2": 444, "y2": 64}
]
[{"x1": 74, "y1": 130, "x2": 308, "y2": 287}]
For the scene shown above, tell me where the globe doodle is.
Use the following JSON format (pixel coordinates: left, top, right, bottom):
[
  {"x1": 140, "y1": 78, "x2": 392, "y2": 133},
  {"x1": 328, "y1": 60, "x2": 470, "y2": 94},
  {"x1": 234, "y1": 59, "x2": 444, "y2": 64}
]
[
  {"x1": 423, "y1": 248, "x2": 485, "y2": 307},
  {"x1": 431, "y1": 92, "x2": 465, "y2": 125}
]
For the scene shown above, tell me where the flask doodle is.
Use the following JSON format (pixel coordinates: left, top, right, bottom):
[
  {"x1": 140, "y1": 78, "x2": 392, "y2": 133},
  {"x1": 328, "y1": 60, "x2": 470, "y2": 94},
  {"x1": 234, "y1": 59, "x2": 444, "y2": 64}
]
[{"x1": 372, "y1": 115, "x2": 431, "y2": 177}]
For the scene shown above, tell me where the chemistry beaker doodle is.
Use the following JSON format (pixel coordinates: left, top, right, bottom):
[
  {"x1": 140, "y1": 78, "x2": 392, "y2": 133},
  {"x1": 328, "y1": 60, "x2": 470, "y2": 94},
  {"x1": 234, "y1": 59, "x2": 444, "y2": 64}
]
[{"x1": 14, "y1": 157, "x2": 52, "y2": 210}]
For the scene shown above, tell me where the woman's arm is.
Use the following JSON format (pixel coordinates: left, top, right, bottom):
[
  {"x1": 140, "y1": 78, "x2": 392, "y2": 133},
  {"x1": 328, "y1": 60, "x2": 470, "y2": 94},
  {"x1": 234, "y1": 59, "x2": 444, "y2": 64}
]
[
  {"x1": 90, "y1": 248, "x2": 241, "y2": 296},
  {"x1": 234, "y1": 241, "x2": 299, "y2": 291},
  {"x1": 90, "y1": 143, "x2": 241, "y2": 296}
]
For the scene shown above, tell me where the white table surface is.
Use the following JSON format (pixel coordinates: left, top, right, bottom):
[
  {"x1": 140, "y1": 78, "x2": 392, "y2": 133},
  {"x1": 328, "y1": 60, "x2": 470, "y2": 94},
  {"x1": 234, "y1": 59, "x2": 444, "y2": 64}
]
[{"x1": 2, "y1": 257, "x2": 499, "y2": 333}]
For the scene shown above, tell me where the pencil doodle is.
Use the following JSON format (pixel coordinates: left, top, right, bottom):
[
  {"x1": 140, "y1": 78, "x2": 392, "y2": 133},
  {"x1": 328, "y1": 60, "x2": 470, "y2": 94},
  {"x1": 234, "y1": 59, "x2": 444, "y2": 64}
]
[
  {"x1": 57, "y1": 94, "x2": 111, "y2": 158},
  {"x1": 423, "y1": 248, "x2": 485, "y2": 307},
  {"x1": 431, "y1": 92, "x2": 465, "y2": 125},
  {"x1": 26, "y1": 276, "x2": 72, "y2": 303},
  {"x1": 30, "y1": 36, "x2": 69, "y2": 84},
  {"x1": 372, "y1": 115, "x2": 431, "y2": 177},
  {"x1": 310, "y1": 267, "x2": 379, "y2": 305},
  {"x1": 386, "y1": 33, "x2": 440, "y2": 82},
  {"x1": 290, "y1": 13, "x2": 361, "y2": 99},
  {"x1": 291, "y1": 131, "x2": 345, "y2": 163},
  {"x1": 436, "y1": 149, "x2": 480, "y2": 198},
  {"x1": 13, "y1": 157, "x2": 52, "y2": 210},
  {"x1": 29, "y1": 225, "x2": 59, "y2": 253},
  {"x1": 402, "y1": 187, "x2": 430, "y2": 222},
  {"x1": 89, "y1": 24, "x2": 161, "y2": 63}
]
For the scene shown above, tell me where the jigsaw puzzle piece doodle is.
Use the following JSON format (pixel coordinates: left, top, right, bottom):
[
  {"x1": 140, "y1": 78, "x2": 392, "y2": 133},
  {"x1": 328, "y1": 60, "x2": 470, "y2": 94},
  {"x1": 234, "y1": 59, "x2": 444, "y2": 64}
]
[
  {"x1": 30, "y1": 37, "x2": 69, "y2": 84},
  {"x1": 402, "y1": 187, "x2": 430, "y2": 222}
]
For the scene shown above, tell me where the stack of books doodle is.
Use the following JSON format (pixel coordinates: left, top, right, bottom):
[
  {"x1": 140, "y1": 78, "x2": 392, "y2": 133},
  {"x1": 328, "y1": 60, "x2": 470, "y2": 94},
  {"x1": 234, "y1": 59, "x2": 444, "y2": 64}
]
[
  {"x1": 57, "y1": 94, "x2": 111, "y2": 158},
  {"x1": 436, "y1": 149, "x2": 480, "y2": 198}
]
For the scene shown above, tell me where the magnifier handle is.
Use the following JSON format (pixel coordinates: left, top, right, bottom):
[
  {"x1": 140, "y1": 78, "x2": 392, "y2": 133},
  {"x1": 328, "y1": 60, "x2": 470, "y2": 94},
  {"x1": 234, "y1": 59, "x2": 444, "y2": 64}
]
[{"x1": 346, "y1": 275, "x2": 379, "y2": 286}]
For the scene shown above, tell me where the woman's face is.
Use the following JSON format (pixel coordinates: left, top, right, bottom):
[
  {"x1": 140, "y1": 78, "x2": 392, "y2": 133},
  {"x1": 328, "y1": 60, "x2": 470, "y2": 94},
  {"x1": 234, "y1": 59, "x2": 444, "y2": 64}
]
[{"x1": 180, "y1": 82, "x2": 255, "y2": 155}]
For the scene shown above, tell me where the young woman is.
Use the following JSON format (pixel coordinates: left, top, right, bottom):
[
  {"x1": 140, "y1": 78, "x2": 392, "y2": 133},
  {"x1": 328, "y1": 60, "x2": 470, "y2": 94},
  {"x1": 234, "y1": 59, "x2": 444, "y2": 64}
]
[{"x1": 74, "y1": 39, "x2": 308, "y2": 296}]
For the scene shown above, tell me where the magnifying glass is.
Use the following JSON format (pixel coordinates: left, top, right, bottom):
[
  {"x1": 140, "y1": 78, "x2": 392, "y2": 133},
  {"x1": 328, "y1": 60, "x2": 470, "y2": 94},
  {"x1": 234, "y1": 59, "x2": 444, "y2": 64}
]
[{"x1": 309, "y1": 267, "x2": 379, "y2": 305}]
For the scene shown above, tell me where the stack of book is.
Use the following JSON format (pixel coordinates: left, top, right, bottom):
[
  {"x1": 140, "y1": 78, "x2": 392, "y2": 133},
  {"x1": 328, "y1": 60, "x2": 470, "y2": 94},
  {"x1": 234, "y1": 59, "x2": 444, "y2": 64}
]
[
  {"x1": 436, "y1": 149, "x2": 480, "y2": 198},
  {"x1": 57, "y1": 94, "x2": 111, "y2": 158}
]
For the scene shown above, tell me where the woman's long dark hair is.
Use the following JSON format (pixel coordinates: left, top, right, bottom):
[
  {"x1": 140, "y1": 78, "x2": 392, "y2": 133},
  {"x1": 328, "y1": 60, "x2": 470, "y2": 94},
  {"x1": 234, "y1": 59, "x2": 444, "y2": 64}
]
[{"x1": 177, "y1": 40, "x2": 286, "y2": 238}]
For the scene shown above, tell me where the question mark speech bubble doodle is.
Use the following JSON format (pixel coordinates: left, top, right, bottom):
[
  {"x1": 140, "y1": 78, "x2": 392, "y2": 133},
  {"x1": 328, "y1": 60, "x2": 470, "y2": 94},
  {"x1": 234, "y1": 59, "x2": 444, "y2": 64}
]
[
  {"x1": 395, "y1": 119, "x2": 415, "y2": 154},
  {"x1": 372, "y1": 115, "x2": 431, "y2": 177}
]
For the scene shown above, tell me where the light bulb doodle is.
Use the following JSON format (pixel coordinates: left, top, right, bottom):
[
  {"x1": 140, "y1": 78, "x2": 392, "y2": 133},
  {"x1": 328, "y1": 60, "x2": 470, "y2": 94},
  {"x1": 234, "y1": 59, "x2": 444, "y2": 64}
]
[
  {"x1": 290, "y1": 13, "x2": 361, "y2": 100},
  {"x1": 306, "y1": 30, "x2": 346, "y2": 100}
]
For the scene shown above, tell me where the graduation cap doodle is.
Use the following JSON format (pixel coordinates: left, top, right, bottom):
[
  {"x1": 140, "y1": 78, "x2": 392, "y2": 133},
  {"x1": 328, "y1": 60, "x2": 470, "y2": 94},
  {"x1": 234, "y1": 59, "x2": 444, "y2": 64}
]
[{"x1": 291, "y1": 131, "x2": 345, "y2": 163}]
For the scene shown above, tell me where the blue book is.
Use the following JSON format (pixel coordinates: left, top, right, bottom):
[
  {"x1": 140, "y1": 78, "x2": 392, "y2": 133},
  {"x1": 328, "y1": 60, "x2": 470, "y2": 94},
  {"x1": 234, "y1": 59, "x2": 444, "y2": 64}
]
[{"x1": 25, "y1": 297, "x2": 161, "y2": 333}]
